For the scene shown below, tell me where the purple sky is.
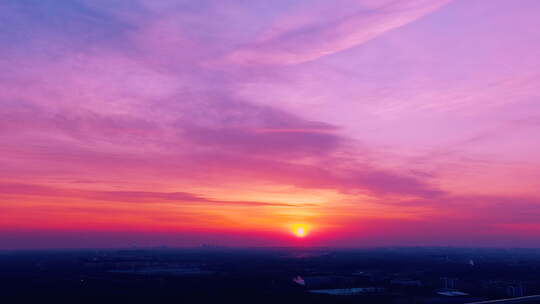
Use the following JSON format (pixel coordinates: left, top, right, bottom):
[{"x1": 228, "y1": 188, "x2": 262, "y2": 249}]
[{"x1": 1, "y1": 0, "x2": 540, "y2": 249}]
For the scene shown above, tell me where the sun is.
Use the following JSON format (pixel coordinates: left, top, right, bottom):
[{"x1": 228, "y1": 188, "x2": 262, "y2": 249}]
[
  {"x1": 292, "y1": 225, "x2": 309, "y2": 238},
  {"x1": 295, "y1": 227, "x2": 306, "y2": 238}
]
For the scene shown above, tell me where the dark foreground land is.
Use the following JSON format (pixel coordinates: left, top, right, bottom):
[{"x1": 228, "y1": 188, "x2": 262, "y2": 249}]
[{"x1": 2, "y1": 247, "x2": 540, "y2": 304}]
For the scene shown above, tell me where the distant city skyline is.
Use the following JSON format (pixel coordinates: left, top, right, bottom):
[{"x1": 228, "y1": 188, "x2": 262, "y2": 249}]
[{"x1": 1, "y1": 0, "x2": 540, "y2": 249}]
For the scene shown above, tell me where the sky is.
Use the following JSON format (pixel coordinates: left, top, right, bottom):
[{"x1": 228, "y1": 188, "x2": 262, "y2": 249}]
[{"x1": 1, "y1": 0, "x2": 540, "y2": 249}]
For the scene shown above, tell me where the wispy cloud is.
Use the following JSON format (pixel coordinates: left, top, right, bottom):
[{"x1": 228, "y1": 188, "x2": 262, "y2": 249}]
[
  {"x1": 0, "y1": 183, "x2": 303, "y2": 207},
  {"x1": 223, "y1": 0, "x2": 452, "y2": 65}
]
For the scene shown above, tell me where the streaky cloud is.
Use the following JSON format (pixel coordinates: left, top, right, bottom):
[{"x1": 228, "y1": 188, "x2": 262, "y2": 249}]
[{"x1": 224, "y1": 0, "x2": 452, "y2": 65}]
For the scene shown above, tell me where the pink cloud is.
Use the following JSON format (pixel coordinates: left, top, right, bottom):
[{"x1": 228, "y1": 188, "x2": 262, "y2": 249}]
[{"x1": 223, "y1": 0, "x2": 452, "y2": 65}]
